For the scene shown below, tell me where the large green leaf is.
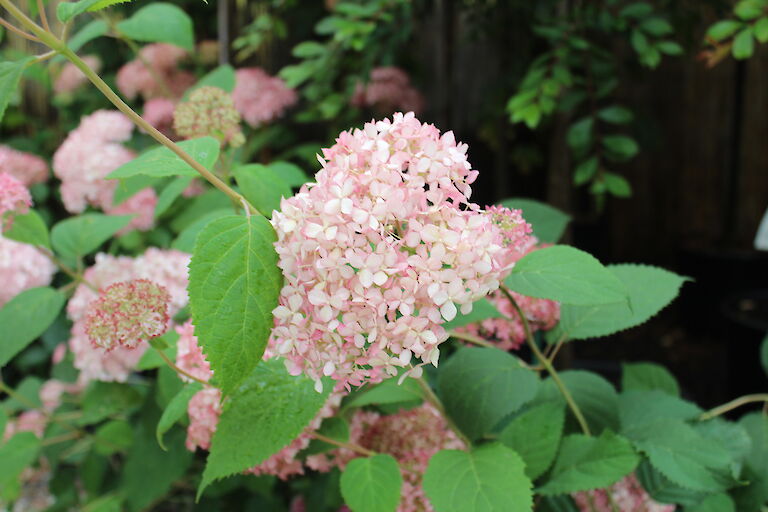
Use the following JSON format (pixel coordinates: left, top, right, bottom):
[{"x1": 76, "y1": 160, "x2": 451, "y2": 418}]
[
  {"x1": 199, "y1": 359, "x2": 331, "y2": 496},
  {"x1": 79, "y1": 382, "x2": 144, "y2": 426},
  {"x1": 343, "y1": 377, "x2": 422, "y2": 410},
  {"x1": 156, "y1": 382, "x2": 202, "y2": 450},
  {"x1": 443, "y1": 298, "x2": 503, "y2": 330},
  {"x1": 635, "y1": 460, "x2": 708, "y2": 507},
  {"x1": 505, "y1": 246, "x2": 627, "y2": 306},
  {"x1": 621, "y1": 362, "x2": 680, "y2": 396},
  {"x1": 549, "y1": 264, "x2": 688, "y2": 341},
  {"x1": 688, "y1": 493, "x2": 736, "y2": 512},
  {"x1": 423, "y1": 443, "x2": 532, "y2": 512},
  {"x1": 66, "y1": 19, "x2": 108, "y2": 52},
  {"x1": 537, "y1": 431, "x2": 639, "y2": 495},
  {"x1": 108, "y1": 138, "x2": 219, "y2": 179},
  {"x1": 116, "y1": 3, "x2": 194, "y2": 51},
  {"x1": 438, "y1": 348, "x2": 539, "y2": 441},
  {"x1": 618, "y1": 390, "x2": 700, "y2": 430},
  {"x1": 0, "y1": 58, "x2": 33, "y2": 123},
  {"x1": 0, "y1": 433, "x2": 40, "y2": 493},
  {"x1": 233, "y1": 164, "x2": 292, "y2": 218},
  {"x1": 51, "y1": 213, "x2": 133, "y2": 266},
  {"x1": 537, "y1": 370, "x2": 620, "y2": 433},
  {"x1": 154, "y1": 176, "x2": 192, "y2": 218},
  {"x1": 171, "y1": 208, "x2": 230, "y2": 253},
  {"x1": 0, "y1": 287, "x2": 65, "y2": 367},
  {"x1": 340, "y1": 455, "x2": 402, "y2": 512},
  {"x1": 268, "y1": 161, "x2": 310, "y2": 188},
  {"x1": 3, "y1": 210, "x2": 49, "y2": 249},
  {"x1": 188, "y1": 215, "x2": 282, "y2": 395},
  {"x1": 499, "y1": 401, "x2": 565, "y2": 480},
  {"x1": 500, "y1": 198, "x2": 571, "y2": 243}
]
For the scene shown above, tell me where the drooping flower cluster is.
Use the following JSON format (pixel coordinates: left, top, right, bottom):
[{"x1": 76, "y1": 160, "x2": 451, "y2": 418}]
[
  {"x1": 352, "y1": 67, "x2": 424, "y2": 115},
  {"x1": 173, "y1": 86, "x2": 245, "y2": 147},
  {"x1": 116, "y1": 43, "x2": 195, "y2": 100},
  {"x1": 269, "y1": 112, "x2": 532, "y2": 391},
  {"x1": 308, "y1": 403, "x2": 465, "y2": 512},
  {"x1": 0, "y1": 145, "x2": 49, "y2": 186},
  {"x1": 143, "y1": 98, "x2": 178, "y2": 138},
  {"x1": 458, "y1": 242, "x2": 559, "y2": 351},
  {"x1": 84, "y1": 279, "x2": 171, "y2": 351},
  {"x1": 571, "y1": 474, "x2": 676, "y2": 512},
  {"x1": 232, "y1": 67, "x2": 297, "y2": 128},
  {"x1": 68, "y1": 249, "x2": 190, "y2": 383},
  {"x1": 0, "y1": 235, "x2": 57, "y2": 307},
  {"x1": 54, "y1": 55, "x2": 101, "y2": 95},
  {"x1": 0, "y1": 172, "x2": 32, "y2": 231}
]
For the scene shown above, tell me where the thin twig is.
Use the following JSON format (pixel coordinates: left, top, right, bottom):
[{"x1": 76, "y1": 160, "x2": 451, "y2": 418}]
[
  {"x1": 157, "y1": 349, "x2": 210, "y2": 386},
  {"x1": 699, "y1": 394, "x2": 768, "y2": 421},
  {"x1": 448, "y1": 330, "x2": 495, "y2": 348},
  {"x1": 35, "y1": 0, "x2": 49, "y2": 32},
  {"x1": 0, "y1": 16, "x2": 40, "y2": 41},
  {"x1": 312, "y1": 432, "x2": 376, "y2": 457}
]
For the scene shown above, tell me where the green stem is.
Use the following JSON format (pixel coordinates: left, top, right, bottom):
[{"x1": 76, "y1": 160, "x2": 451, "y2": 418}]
[
  {"x1": 699, "y1": 393, "x2": 768, "y2": 421},
  {"x1": 500, "y1": 284, "x2": 592, "y2": 436},
  {"x1": 415, "y1": 376, "x2": 472, "y2": 447},
  {"x1": 0, "y1": 0, "x2": 262, "y2": 217},
  {"x1": 157, "y1": 349, "x2": 209, "y2": 386},
  {"x1": 312, "y1": 432, "x2": 376, "y2": 457},
  {"x1": 448, "y1": 330, "x2": 496, "y2": 349}
]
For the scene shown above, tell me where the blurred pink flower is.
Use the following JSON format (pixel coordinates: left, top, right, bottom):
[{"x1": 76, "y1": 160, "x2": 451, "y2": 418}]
[
  {"x1": 0, "y1": 171, "x2": 32, "y2": 231},
  {"x1": 143, "y1": 97, "x2": 177, "y2": 138},
  {"x1": 106, "y1": 187, "x2": 158, "y2": 233},
  {"x1": 0, "y1": 145, "x2": 48, "y2": 186},
  {"x1": 232, "y1": 67, "x2": 297, "y2": 128},
  {"x1": 0, "y1": 235, "x2": 56, "y2": 307},
  {"x1": 352, "y1": 67, "x2": 424, "y2": 114},
  {"x1": 116, "y1": 43, "x2": 194, "y2": 100},
  {"x1": 54, "y1": 55, "x2": 101, "y2": 95}
]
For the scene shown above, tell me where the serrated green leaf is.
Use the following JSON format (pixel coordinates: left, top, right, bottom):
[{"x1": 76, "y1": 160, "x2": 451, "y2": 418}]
[
  {"x1": 171, "y1": 208, "x2": 230, "y2": 253},
  {"x1": 550, "y1": 264, "x2": 688, "y2": 341},
  {"x1": 443, "y1": 298, "x2": 503, "y2": 330},
  {"x1": 268, "y1": 161, "x2": 310, "y2": 188},
  {"x1": 635, "y1": 459, "x2": 708, "y2": 507},
  {"x1": 3, "y1": 209, "x2": 49, "y2": 248},
  {"x1": 0, "y1": 287, "x2": 65, "y2": 368},
  {"x1": 188, "y1": 215, "x2": 282, "y2": 396},
  {"x1": 340, "y1": 454, "x2": 402, "y2": 512},
  {"x1": 438, "y1": 348, "x2": 539, "y2": 441},
  {"x1": 618, "y1": 390, "x2": 701, "y2": 430},
  {"x1": 732, "y1": 28, "x2": 755, "y2": 59},
  {"x1": 343, "y1": 377, "x2": 422, "y2": 410},
  {"x1": 537, "y1": 370, "x2": 619, "y2": 433},
  {"x1": 0, "y1": 432, "x2": 40, "y2": 492},
  {"x1": 499, "y1": 198, "x2": 571, "y2": 243},
  {"x1": 622, "y1": 362, "x2": 680, "y2": 396},
  {"x1": 706, "y1": 20, "x2": 743, "y2": 41},
  {"x1": 199, "y1": 359, "x2": 331, "y2": 496},
  {"x1": 695, "y1": 419, "x2": 752, "y2": 465},
  {"x1": 499, "y1": 401, "x2": 565, "y2": 480},
  {"x1": 116, "y1": 3, "x2": 194, "y2": 51},
  {"x1": 0, "y1": 58, "x2": 33, "y2": 124},
  {"x1": 537, "y1": 431, "x2": 639, "y2": 495},
  {"x1": 233, "y1": 164, "x2": 292, "y2": 218},
  {"x1": 57, "y1": 0, "x2": 101, "y2": 21},
  {"x1": 108, "y1": 137, "x2": 219, "y2": 179},
  {"x1": 155, "y1": 176, "x2": 192, "y2": 218},
  {"x1": 602, "y1": 135, "x2": 639, "y2": 161},
  {"x1": 156, "y1": 382, "x2": 202, "y2": 450},
  {"x1": 423, "y1": 443, "x2": 533, "y2": 512},
  {"x1": 51, "y1": 213, "x2": 133, "y2": 266},
  {"x1": 505, "y1": 245, "x2": 627, "y2": 306}
]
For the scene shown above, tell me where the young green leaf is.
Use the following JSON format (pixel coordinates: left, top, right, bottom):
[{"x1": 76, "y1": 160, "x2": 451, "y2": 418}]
[
  {"x1": 499, "y1": 401, "x2": 565, "y2": 480},
  {"x1": 199, "y1": 359, "x2": 331, "y2": 496},
  {"x1": 423, "y1": 443, "x2": 533, "y2": 512},
  {"x1": 566, "y1": 117, "x2": 594, "y2": 151},
  {"x1": 0, "y1": 58, "x2": 33, "y2": 123},
  {"x1": 188, "y1": 215, "x2": 282, "y2": 396},
  {"x1": 0, "y1": 432, "x2": 41, "y2": 492},
  {"x1": 116, "y1": 3, "x2": 194, "y2": 51},
  {"x1": 56, "y1": 0, "x2": 130, "y2": 22},
  {"x1": 340, "y1": 455, "x2": 402, "y2": 512},
  {"x1": 438, "y1": 348, "x2": 539, "y2": 441},
  {"x1": 505, "y1": 245, "x2": 627, "y2": 306},
  {"x1": 621, "y1": 362, "x2": 680, "y2": 396},
  {"x1": 754, "y1": 17, "x2": 768, "y2": 43},
  {"x1": 108, "y1": 137, "x2": 219, "y2": 179},
  {"x1": 2, "y1": 209, "x2": 50, "y2": 248},
  {"x1": 233, "y1": 164, "x2": 292, "y2": 218},
  {"x1": 732, "y1": 28, "x2": 755, "y2": 59},
  {"x1": 706, "y1": 20, "x2": 743, "y2": 41},
  {"x1": 604, "y1": 172, "x2": 632, "y2": 197},
  {"x1": 51, "y1": 213, "x2": 134, "y2": 266},
  {"x1": 0, "y1": 287, "x2": 65, "y2": 368},
  {"x1": 635, "y1": 460, "x2": 709, "y2": 507},
  {"x1": 597, "y1": 106, "x2": 634, "y2": 124},
  {"x1": 537, "y1": 431, "x2": 639, "y2": 495},
  {"x1": 156, "y1": 382, "x2": 202, "y2": 450},
  {"x1": 499, "y1": 198, "x2": 571, "y2": 243},
  {"x1": 573, "y1": 157, "x2": 599, "y2": 186},
  {"x1": 602, "y1": 135, "x2": 639, "y2": 161},
  {"x1": 549, "y1": 264, "x2": 688, "y2": 341}
]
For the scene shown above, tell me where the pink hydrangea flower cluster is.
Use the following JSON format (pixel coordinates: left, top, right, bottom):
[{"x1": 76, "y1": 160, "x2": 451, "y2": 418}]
[
  {"x1": 106, "y1": 187, "x2": 159, "y2": 234},
  {"x1": 458, "y1": 242, "x2": 559, "y2": 351},
  {"x1": 0, "y1": 145, "x2": 48, "y2": 186},
  {"x1": 84, "y1": 279, "x2": 171, "y2": 351},
  {"x1": 572, "y1": 473, "x2": 675, "y2": 512},
  {"x1": 67, "y1": 249, "x2": 190, "y2": 383},
  {"x1": 54, "y1": 55, "x2": 101, "y2": 95},
  {"x1": 3, "y1": 410, "x2": 47, "y2": 441},
  {"x1": 232, "y1": 67, "x2": 297, "y2": 128},
  {"x1": 309, "y1": 403, "x2": 465, "y2": 512},
  {"x1": 269, "y1": 112, "x2": 532, "y2": 391},
  {"x1": 352, "y1": 67, "x2": 424, "y2": 115},
  {"x1": 143, "y1": 98, "x2": 177, "y2": 138},
  {"x1": 116, "y1": 43, "x2": 195, "y2": 100},
  {"x1": 0, "y1": 171, "x2": 32, "y2": 231},
  {"x1": 0, "y1": 235, "x2": 57, "y2": 307},
  {"x1": 52, "y1": 110, "x2": 135, "y2": 213}
]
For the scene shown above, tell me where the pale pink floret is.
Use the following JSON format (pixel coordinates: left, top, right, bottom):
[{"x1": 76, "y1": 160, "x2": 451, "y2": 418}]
[
  {"x1": 53, "y1": 110, "x2": 136, "y2": 214},
  {"x1": 3, "y1": 410, "x2": 47, "y2": 441},
  {"x1": 142, "y1": 97, "x2": 177, "y2": 138},
  {"x1": 0, "y1": 235, "x2": 56, "y2": 307},
  {"x1": 232, "y1": 67, "x2": 297, "y2": 128},
  {"x1": 175, "y1": 320, "x2": 213, "y2": 383},
  {"x1": 0, "y1": 145, "x2": 48, "y2": 186},
  {"x1": 572, "y1": 473, "x2": 676, "y2": 512},
  {"x1": 39, "y1": 379, "x2": 82, "y2": 411},
  {"x1": 116, "y1": 43, "x2": 194, "y2": 100},
  {"x1": 0, "y1": 172, "x2": 32, "y2": 231},
  {"x1": 186, "y1": 387, "x2": 222, "y2": 451},
  {"x1": 54, "y1": 55, "x2": 101, "y2": 95},
  {"x1": 68, "y1": 249, "x2": 190, "y2": 383},
  {"x1": 352, "y1": 67, "x2": 424, "y2": 115},
  {"x1": 269, "y1": 112, "x2": 532, "y2": 391},
  {"x1": 106, "y1": 187, "x2": 158, "y2": 233}
]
